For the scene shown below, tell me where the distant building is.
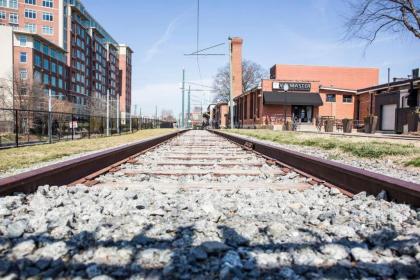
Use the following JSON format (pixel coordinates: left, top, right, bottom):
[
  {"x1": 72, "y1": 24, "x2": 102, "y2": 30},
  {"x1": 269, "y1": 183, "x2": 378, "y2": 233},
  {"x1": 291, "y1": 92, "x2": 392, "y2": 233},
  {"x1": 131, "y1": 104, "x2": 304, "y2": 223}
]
[
  {"x1": 0, "y1": 0, "x2": 133, "y2": 118},
  {"x1": 357, "y1": 71, "x2": 419, "y2": 133},
  {"x1": 229, "y1": 37, "x2": 380, "y2": 129}
]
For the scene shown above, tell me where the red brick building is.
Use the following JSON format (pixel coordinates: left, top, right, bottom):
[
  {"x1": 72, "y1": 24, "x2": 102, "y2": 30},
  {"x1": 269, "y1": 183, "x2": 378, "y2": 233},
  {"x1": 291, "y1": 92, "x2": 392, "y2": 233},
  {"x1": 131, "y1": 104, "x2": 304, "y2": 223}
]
[{"x1": 231, "y1": 38, "x2": 379, "y2": 128}]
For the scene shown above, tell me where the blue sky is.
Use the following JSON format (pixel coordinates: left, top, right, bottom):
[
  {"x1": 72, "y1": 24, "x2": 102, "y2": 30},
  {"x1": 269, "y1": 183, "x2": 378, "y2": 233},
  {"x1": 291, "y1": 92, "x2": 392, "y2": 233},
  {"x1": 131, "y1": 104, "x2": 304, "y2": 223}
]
[{"x1": 83, "y1": 0, "x2": 420, "y2": 116}]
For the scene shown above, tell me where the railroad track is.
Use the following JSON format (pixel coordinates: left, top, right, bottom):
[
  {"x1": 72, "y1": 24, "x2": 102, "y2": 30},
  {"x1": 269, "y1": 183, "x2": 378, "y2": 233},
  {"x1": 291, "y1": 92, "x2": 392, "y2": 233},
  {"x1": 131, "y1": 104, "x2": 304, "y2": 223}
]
[{"x1": 0, "y1": 130, "x2": 419, "y2": 279}]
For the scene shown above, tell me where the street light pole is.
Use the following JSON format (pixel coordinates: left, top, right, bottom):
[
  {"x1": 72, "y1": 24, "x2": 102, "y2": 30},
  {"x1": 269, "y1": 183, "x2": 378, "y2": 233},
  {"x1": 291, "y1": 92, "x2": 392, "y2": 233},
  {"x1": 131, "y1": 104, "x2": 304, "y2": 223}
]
[
  {"x1": 229, "y1": 37, "x2": 234, "y2": 129},
  {"x1": 48, "y1": 88, "x2": 52, "y2": 144},
  {"x1": 182, "y1": 69, "x2": 185, "y2": 128},
  {"x1": 116, "y1": 95, "x2": 120, "y2": 134},
  {"x1": 187, "y1": 86, "x2": 191, "y2": 128},
  {"x1": 106, "y1": 89, "x2": 110, "y2": 136}
]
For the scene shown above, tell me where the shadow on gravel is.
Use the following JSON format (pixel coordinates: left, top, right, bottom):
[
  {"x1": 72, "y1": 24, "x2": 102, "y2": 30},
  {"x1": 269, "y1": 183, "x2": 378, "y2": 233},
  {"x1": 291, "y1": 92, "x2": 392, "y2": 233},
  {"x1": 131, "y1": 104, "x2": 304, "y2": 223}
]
[{"x1": 1, "y1": 225, "x2": 419, "y2": 279}]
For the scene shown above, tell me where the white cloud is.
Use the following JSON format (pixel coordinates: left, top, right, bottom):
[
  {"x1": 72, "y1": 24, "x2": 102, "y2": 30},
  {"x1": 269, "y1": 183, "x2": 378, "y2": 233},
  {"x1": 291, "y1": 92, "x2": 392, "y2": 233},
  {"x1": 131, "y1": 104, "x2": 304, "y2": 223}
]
[{"x1": 144, "y1": 14, "x2": 184, "y2": 62}]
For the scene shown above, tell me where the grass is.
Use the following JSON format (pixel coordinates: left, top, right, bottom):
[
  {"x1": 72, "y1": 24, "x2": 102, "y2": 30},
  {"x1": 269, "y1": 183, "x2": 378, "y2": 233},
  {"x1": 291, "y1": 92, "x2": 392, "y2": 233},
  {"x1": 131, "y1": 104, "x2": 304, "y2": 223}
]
[
  {"x1": 405, "y1": 157, "x2": 420, "y2": 167},
  {"x1": 227, "y1": 129, "x2": 419, "y2": 160},
  {"x1": 0, "y1": 129, "x2": 175, "y2": 173}
]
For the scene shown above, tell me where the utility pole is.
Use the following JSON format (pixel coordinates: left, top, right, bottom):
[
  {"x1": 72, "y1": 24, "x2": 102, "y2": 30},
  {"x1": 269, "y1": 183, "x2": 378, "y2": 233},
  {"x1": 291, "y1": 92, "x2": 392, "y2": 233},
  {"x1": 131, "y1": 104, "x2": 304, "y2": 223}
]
[
  {"x1": 106, "y1": 89, "x2": 110, "y2": 136},
  {"x1": 181, "y1": 69, "x2": 185, "y2": 128},
  {"x1": 48, "y1": 88, "x2": 52, "y2": 144},
  {"x1": 187, "y1": 86, "x2": 191, "y2": 128},
  {"x1": 116, "y1": 95, "x2": 120, "y2": 134},
  {"x1": 229, "y1": 37, "x2": 234, "y2": 129}
]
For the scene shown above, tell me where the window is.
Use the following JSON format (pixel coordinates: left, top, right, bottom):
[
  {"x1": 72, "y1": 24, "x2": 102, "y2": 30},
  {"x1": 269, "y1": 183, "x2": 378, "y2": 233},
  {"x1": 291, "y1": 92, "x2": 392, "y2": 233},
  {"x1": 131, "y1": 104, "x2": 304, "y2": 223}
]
[
  {"x1": 20, "y1": 69, "x2": 28, "y2": 80},
  {"x1": 42, "y1": 0, "x2": 53, "y2": 8},
  {"x1": 19, "y1": 35, "x2": 27, "y2": 46},
  {"x1": 51, "y1": 76, "x2": 56, "y2": 87},
  {"x1": 20, "y1": 52, "x2": 27, "y2": 63},
  {"x1": 0, "y1": 11, "x2": 5, "y2": 20},
  {"x1": 58, "y1": 65, "x2": 63, "y2": 75},
  {"x1": 43, "y1": 58, "x2": 49, "y2": 70},
  {"x1": 0, "y1": 0, "x2": 6, "y2": 7},
  {"x1": 34, "y1": 71, "x2": 41, "y2": 82},
  {"x1": 24, "y1": 9, "x2": 36, "y2": 19},
  {"x1": 51, "y1": 62, "x2": 56, "y2": 73},
  {"x1": 9, "y1": 13, "x2": 18, "y2": 24},
  {"x1": 9, "y1": 0, "x2": 18, "y2": 9},
  {"x1": 20, "y1": 87, "x2": 28, "y2": 96},
  {"x1": 326, "y1": 94, "x2": 336, "y2": 102},
  {"x1": 34, "y1": 40, "x2": 41, "y2": 50},
  {"x1": 43, "y1": 73, "x2": 49, "y2": 84},
  {"x1": 42, "y1": 26, "x2": 53, "y2": 35},
  {"x1": 343, "y1": 95, "x2": 353, "y2": 103},
  {"x1": 25, "y1": 0, "x2": 36, "y2": 4},
  {"x1": 58, "y1": 78, "x2": 63, "y2": 89},
  {"x1": 34, "y1": 54, "x2": 41, "y2": 67},
  {"x1": 42, "y1": 43, "x2": 49, "y2": 55},
  {"x1": 24, "y1": 23, "x2": 36, "y2": 33},
  {"x1": 42, "y1": 12, "x2": 53, "y2": 21}
]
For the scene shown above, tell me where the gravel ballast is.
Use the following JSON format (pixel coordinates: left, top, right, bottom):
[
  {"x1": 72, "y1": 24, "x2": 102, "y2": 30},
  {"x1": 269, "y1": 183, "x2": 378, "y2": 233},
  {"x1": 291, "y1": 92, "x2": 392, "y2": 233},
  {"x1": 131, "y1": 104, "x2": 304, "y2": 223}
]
[{"x1": 0, "y1": 131, "x2": 419, "y2": 279}]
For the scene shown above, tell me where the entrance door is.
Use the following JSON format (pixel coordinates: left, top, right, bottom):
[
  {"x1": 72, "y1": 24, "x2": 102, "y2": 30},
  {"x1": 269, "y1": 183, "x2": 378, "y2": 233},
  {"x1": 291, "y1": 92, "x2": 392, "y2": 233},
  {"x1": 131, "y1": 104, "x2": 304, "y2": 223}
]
[
  {"x1": 381, "y1": 104, "x2": 397, "y2": 131},
  {"x1": 292, "y1": 106, "x2": 312, "y2": 123}
]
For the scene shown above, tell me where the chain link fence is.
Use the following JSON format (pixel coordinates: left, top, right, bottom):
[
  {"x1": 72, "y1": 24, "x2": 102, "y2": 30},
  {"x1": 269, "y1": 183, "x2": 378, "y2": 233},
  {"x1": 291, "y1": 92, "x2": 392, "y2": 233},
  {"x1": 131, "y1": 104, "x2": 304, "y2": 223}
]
[{"x1": 0, "y1": 108, "x2": 174, "y2": 148}]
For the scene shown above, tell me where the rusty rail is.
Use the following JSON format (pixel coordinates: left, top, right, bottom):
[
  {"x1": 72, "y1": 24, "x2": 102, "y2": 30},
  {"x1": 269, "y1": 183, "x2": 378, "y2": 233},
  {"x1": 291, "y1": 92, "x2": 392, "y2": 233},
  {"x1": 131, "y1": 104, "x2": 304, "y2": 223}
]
[
  {"x1": 210, "y1": 130, "x2": 420, "y2": 207},
  {"x1": 0, "y1": 130, "x2": 187, "y2": 196}
]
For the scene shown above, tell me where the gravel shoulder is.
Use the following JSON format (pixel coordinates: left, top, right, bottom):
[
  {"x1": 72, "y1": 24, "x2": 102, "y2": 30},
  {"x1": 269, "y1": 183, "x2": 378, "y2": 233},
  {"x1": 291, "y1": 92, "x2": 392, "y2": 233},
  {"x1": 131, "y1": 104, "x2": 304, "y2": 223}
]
[{"x1": 226, "y1": 130, "x2": 420, "y2": 184}]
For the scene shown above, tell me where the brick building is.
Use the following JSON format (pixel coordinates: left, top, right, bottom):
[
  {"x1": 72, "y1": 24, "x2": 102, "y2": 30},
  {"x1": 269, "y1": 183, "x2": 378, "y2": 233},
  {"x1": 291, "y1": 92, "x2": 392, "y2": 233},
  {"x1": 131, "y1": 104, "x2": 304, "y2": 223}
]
[
  {"x1": 0, "y1": 0, "x2": 132, "y2": 118},
  {"x1": 230, "y1": 38, "x2": 379, "y2": 129}
]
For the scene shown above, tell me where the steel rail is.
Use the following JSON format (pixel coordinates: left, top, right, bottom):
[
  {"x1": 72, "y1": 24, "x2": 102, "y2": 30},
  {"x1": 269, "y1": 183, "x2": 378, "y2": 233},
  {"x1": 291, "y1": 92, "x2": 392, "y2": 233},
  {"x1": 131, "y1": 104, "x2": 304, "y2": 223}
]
[
  {"x1": 210, "y1": 130, "x2": 420, "y2": 207},
  {"x1": 0, "y1": 130, "x2": 187, "y2": 196}
]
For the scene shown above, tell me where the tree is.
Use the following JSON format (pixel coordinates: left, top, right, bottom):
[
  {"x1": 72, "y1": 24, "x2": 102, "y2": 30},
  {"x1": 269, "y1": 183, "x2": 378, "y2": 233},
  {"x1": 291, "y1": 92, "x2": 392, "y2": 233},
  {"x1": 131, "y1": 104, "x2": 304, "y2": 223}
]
[
  {"x1": 344, "y1": 0, "x2": 420, "y2": 44},
  {"x1": 213, "y1": 60, "x2": 268, "y2": 102}
]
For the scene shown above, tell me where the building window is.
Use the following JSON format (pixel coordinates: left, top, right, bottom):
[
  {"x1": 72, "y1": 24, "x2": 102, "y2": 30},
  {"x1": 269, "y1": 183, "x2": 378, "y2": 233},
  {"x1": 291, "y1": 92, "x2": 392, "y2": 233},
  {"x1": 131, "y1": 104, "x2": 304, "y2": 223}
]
[
  {"x1": 0, "y1": 11, "x2": 5, "y2": 19},
  {"x1": 43, "y1": 73, "x2": 49, "y2": 85},
  {"x1": 9, "y1": 0, "x2": 18, "y2": 9},
  {"x1": 42, "y1": 0, "x2": 53, "y2": 8},
  {"x1": 34, "y1": 70, "x2": 41, "y2": 82},
  {"x1": 42, "y1": 12, "x2": 53, "y2": 21},
  {"x1": 0, "y1": 0, "x2": 6, "y2": 7},
  {"x1": 20, "y1": 52, "x2": 27, "y2": 63},
  {"x1": 51, "y1": 76, "x2": 56, "y2": 87},
  {"x1": 42, "y1": 26, "x2": 53, "y2": 35},
  {"x1": 9, "y1": 13, "x2": 18, "y2": 24},
  {"x1": 34, "y1": 54, "x2": 41, "y2": 67},
  {"x1": 326, "y1": 94, "x2": 336, "y2": 102},
  {"x1": 58, "y1": 65, "x2": 63, "y2": 75},
  {"x1": 20, "y1": 69, "x2": 28, "y2": 80},
  {"x1": 43, "y1": 58, "x2": 49, "y2": 70},
  {"x1": 24, "y1": 23, "x2": 36, "y2": 33},
  {"x1": 24, "y1": 9, "x2": 36, "y2": 19},
  {"x1": 51, "y1": 62, "x2": 56, "y2": 73},
  {"x1": 25, "y1": 0, "x2": 36, "y2": 4},
  {"x1": 19, "y1": 35, "x2": 27, "y2": 46},
  {"x1": 34, "y1": 40, "x2": 41, "y2": 50},
  {"x1": 42, "y1": 43, "x2": 49, "y2": 55},
  {"x1": 343, "y1": 95, "x2": 353, "y2": 103}
]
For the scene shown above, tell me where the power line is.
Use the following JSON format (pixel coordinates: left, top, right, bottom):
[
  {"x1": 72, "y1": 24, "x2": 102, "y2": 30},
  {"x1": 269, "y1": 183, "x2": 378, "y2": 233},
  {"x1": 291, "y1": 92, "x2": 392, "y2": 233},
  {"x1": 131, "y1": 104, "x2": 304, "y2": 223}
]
[{"x1": 196, "y1": 0, "x2": 202, "y2": 80}]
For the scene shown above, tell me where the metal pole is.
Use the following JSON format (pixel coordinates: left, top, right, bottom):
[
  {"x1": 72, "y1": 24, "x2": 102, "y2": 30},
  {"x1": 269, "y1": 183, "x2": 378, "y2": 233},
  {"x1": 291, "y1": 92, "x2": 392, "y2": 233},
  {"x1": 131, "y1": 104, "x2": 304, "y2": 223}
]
[
  {"x1": 116, "y1": 95, "x2": 120, "y2": 134},
  {"x1": 130, "y1": 112, "x2": 132, "y2": 133},
  {"x1": 182, "y1": 69, "x2": 185, "y2": 128},
  {"x1": 187, "y1": 86, "x2": 191, "y2": 128},
  {"x1": 48, "y1": 88, "x2": 52, "y2": 144},
  {"x1": 15, "y1": 109, "x2": 18, "y2": 148},
  {"x1": 106, "y1": 90, "x2": 110, "y2": 136},
  {"x1": 229, "y1": 38, "x2": 234, "y2": 129},
  {"x1": 71, "y1": 113, "x2": 74, "y2": 140}
]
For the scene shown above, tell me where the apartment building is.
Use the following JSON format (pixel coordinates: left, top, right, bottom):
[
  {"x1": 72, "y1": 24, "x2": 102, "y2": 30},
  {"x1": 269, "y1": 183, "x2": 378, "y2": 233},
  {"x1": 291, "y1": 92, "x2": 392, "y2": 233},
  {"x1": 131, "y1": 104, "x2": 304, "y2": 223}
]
[{"x1": 0, "y1": 0, "x2": 132, "y2": 117}]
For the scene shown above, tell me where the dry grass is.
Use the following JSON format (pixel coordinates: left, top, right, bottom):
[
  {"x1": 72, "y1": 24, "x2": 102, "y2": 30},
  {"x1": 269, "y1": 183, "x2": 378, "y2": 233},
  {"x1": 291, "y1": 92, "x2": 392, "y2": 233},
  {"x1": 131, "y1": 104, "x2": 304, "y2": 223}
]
[
  {"x1": 227, "y1": 129, "x2": 420, "y2": 167},
  {"x1": 0, "y1": 129, "x2": 175, "y2": 173}
]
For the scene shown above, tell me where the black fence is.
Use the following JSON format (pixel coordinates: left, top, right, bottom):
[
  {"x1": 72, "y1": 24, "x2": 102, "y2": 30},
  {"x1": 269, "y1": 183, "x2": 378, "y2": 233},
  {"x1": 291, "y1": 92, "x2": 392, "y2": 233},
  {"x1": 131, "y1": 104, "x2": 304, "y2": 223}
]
[{"x1": 0, "y1": 108, "x2": 174, "y2": 148}]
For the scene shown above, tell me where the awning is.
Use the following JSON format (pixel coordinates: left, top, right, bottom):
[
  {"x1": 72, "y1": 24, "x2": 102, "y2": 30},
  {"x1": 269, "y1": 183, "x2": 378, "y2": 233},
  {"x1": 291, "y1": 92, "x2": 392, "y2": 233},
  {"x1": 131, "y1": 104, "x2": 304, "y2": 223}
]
[{"x1": 263, "y1": 92, "x2": 323, "y2": 106}]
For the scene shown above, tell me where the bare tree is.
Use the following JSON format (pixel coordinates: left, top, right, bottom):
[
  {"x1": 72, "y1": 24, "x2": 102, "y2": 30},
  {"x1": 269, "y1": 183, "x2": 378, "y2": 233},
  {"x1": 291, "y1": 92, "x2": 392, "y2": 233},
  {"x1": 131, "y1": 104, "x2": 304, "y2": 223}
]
[
  {"x1": 213, "y1": 60, "x2": 268, "y2": 102},
  {"x1": 345, "y1": 0, "x2": 420, "y2": 44}
]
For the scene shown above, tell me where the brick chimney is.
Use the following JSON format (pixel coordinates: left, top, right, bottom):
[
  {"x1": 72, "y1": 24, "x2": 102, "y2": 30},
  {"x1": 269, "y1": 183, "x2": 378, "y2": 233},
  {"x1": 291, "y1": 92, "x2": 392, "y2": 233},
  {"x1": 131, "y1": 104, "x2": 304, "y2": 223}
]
[{"x1": 231, "y1": 37, "x2": 243, "y2": 98}]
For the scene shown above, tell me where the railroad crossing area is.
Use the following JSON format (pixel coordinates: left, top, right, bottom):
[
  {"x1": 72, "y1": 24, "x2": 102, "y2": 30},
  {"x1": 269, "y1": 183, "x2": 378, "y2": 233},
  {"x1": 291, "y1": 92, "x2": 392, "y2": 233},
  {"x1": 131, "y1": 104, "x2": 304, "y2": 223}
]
[{"x1": 0, "y1": 130, "x2": 419, "y2": 279}]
